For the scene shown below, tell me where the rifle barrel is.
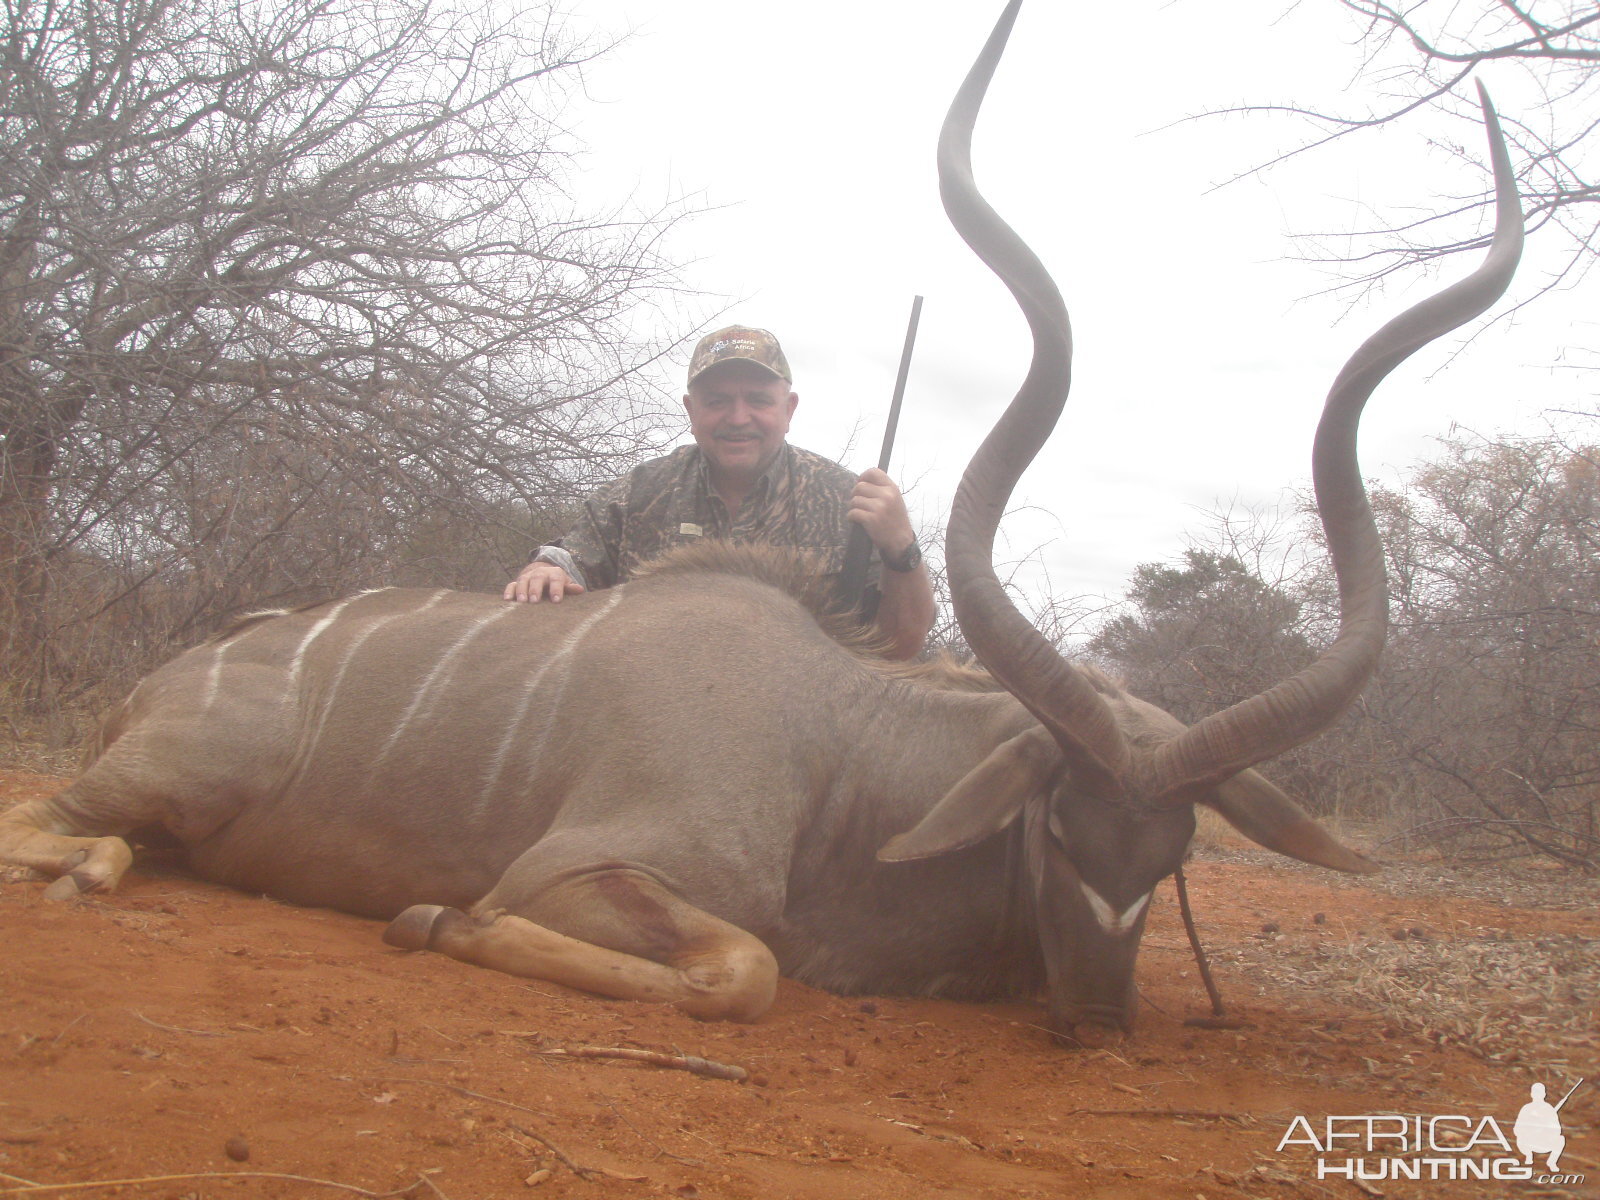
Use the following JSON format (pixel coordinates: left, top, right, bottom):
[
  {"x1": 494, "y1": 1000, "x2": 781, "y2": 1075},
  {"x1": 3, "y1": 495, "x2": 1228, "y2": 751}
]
[{"x1": 838, "y1": 295, "x2": 925, "y2": 614}]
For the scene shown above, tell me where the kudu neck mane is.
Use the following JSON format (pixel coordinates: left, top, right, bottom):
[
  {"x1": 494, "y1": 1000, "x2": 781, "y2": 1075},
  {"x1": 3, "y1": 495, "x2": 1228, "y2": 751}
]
[
  {"x1": 639, "y1": 541, "x2": 1136, "y2": 700},
  {"x1": 629, "y1": 541, "x2": 923, "y2": 665}
]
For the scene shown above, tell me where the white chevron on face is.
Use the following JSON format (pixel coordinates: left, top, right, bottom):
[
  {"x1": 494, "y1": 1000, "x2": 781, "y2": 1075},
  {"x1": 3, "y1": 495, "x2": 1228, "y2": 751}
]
[{"x1": 1079, "y1": 881, "x2": 1150, "y2": 936}]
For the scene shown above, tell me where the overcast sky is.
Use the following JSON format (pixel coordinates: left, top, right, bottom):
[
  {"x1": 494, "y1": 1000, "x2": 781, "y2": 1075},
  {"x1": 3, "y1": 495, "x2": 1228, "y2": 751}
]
[{"x1": 555, "y1": 0, "x2": 1595, "y2": 612}]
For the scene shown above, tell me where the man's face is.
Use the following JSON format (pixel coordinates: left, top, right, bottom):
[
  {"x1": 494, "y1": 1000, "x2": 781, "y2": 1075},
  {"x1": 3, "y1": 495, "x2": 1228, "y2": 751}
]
[{"x1": 683, "y1": 360, "x2": 798, "y2": 481}]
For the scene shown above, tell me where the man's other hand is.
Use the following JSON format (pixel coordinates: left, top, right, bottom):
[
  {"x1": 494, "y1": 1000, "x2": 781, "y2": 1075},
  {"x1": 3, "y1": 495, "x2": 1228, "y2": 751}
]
[{"x1": 504, "y1": 562, "x2": 586, "y2": 603}]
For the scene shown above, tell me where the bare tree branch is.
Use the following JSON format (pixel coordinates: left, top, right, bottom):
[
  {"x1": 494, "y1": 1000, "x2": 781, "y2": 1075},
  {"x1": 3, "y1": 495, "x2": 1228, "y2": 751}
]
[
  {"x1": 0, "y1": 0, "x2": 698, "y2": 723},
  {"x1": 1202, "y1": 0, "x2": 1599, "y2": 303}
]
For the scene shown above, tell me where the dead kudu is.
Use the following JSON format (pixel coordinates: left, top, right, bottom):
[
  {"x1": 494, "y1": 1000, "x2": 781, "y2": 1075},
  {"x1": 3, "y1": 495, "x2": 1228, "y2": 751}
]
[{"x1": 0, "y1": 2, "x2": 1523, "y2": 1043}]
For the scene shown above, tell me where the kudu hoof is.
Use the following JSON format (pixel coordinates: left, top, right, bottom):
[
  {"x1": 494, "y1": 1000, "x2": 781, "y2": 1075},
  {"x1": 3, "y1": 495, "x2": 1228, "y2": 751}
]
[
  {"x1": 384, "y1": 904, "x2": 454, "y2": 951},
  {"x1": 36, "y1": 840, "x2": 132, "y2": 899},
  {"x1": 42, "y1": 871, "x2": 100, "y2": 900}
]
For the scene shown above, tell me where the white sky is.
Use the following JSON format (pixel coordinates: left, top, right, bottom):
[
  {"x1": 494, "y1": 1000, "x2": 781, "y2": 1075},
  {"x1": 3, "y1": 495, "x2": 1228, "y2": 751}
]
[{"x1": 559, "y1": 0, "x2": 1596, "y2": 610}]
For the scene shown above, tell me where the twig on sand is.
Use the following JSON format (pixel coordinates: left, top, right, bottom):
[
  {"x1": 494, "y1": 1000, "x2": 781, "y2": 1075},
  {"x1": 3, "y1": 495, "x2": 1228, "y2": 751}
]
[
  {"x1": 0, "y1": 1171, "x2": 438, "y2": 1197},
  {"x1": 534, "y1": 1044, "x2": 748, "y2": 1082},
  {"x1": 504, "y1": 1125, "x2": 646, "y2": 1183},
  {"x1": 1061, "y1": 1108, "x2": 1253, "y2": 1126},
  {"x1": 1173, "y1": 866, "x2": 1228, "y2": 1019},
  {"x1": 504, "y1": 1124, "x2": 595, "y2": 1180},
  {"x1": 372, "y1": 1078, "x2": 627, "y2": 1184},
  {"x1": 600, "y1": 1100, "x2": 702, "y2": 1166},
  {"x1": 379, "y1": 1077, "x2": 555, "y2": 1121},
  {"x1": 130, "y1": 1011, "x2": 228, "y2": 1038}
]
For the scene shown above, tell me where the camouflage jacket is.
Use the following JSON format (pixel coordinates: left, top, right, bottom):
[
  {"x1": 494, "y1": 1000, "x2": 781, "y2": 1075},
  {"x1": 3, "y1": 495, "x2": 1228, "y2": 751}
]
[{"x1": 540, "y1": 443, "x2": 878, "y2": 607}]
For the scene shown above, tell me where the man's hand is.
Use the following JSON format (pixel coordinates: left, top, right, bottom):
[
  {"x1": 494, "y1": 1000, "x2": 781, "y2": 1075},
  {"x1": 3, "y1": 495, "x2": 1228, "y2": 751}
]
[
  {"x1": 850, "y1": 468, "x2": 934, "y2": 660},
  {"x1": 503, "y1": 562, "x2": 586, "y2": 603},
  {"x1": 849, "y1": 468, "x2": 917, "y2": 558}
]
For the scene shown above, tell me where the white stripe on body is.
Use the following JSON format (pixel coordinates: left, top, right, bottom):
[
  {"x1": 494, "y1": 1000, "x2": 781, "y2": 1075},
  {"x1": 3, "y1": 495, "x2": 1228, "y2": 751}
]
[
  {"x1": 198, "y1": 606, "x2": 298, "y2": 715},
  {"x1": 372, "y1": 602, "x2": 522, "y2": 769},
  {"x1": 298, "y1": 590, "x2": 450, "y2": 772},
  {"x1": 238, "y1": 607, "x2": 294, "y2": 622},
  {"x1": 284, "y1": 594, "x2": 364, "y2": 691},
  {"x1": 200, "y1": 647, "x2": 226, "y2": 714},
  {"x1": 478, "y1": 588, "x2": 626, "y2": 808}
]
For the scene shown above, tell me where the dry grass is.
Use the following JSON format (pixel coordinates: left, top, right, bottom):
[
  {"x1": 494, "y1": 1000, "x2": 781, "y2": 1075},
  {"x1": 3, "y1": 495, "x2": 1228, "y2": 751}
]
[
  {"x1": 1193, "y1": 844, "x2": 1600, "y2": 1079},
  {"x1": 0, "y1": 699, "x2": 93, "y2": 775},
  {"x1": 1248, "y1": 929, "x2": 1598, "y2": 1073}
]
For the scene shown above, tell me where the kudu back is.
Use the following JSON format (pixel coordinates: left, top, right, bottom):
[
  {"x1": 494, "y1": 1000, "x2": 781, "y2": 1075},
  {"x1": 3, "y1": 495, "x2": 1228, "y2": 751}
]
[{"x1": 0, "y1": 1, "x2": 1523, "y2": 1042}]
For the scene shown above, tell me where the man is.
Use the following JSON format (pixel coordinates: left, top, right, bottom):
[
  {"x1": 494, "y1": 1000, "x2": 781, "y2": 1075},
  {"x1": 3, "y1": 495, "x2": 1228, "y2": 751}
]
[{"x1": 504, "y1": 324, "x2": 936, "y2": 659}]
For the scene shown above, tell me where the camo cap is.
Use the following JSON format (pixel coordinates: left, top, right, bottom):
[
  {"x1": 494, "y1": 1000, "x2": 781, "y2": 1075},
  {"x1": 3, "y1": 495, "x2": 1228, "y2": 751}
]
[{"x1": 686, "y1": 325, "x2": 792, "y2": 386}]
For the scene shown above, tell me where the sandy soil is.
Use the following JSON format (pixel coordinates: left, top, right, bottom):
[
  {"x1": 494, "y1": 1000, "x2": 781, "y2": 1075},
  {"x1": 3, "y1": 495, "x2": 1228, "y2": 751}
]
[{"x1": 1, "y1": 767, "x2": 1595, "y2": 1200}]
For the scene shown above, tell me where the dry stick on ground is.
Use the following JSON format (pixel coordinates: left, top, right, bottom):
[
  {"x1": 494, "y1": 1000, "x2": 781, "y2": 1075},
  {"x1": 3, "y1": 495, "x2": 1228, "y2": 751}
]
[
  {"x1": 503, "y1": 1126, "x2": 648, "y2": 1184},
  {"x1": 532, "y1": 1044, "x2": 749, "y2": 1082},
  {"x1": 601, "y1": 1100, "x2": 704, "y2": 1167},
  {"x1": 129, "y1": 1011, "x2": 229, "y2": 1037},
  {"x1": 503, "y1": 1124, "x2": 599, "y2": 1182},
  {"x1": 0, "y1": 1171, "x2": 439, "y2": 1197},
  {"x1": 1061, "y1": 1108, "x2": 1253, "y2": 1125},
  {"x1": 383, "y1": 1077, "x2": 606, "y2": 1181},
  {"x1": 381, "y1": 1077, "x2": 555, "y2": 1120},
  {"x1": 1174, "y1": 865, "x2": 1244, "y2": 1029}
]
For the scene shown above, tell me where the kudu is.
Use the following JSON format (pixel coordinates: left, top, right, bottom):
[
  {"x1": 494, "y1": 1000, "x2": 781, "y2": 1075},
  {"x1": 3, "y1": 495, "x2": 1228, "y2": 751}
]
[{"x1": 0, "y1": 0, "x2": 1522, "y2": 1042}]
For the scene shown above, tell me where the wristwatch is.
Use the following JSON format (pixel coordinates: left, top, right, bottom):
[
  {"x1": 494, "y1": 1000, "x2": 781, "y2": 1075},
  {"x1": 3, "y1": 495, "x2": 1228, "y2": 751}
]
[{"x1": 882, "y1": 537, "x2": 923, "y2": 574}]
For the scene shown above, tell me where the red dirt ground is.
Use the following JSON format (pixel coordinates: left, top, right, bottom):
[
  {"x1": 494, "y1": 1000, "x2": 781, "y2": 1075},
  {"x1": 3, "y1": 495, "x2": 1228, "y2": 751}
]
[{"x1": 1, "y1": 767, "x2": 1595, "y2": 1200}]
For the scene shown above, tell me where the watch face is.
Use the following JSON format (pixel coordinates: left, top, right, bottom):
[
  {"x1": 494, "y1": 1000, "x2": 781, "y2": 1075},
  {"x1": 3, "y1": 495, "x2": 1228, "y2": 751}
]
[{"x1": 888, "y1": 540, "x2": 922, "y2": 572}]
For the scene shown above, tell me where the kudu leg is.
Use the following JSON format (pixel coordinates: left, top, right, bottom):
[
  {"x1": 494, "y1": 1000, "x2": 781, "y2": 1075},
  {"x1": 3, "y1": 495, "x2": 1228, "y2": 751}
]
[
  {"x1": 0, "y1": 796, "x2": 136, "y2": 898},
  {"x1": 0, "y1": 728, "x2": 235, "y2": 898},
  {"x1": 384, "y1": 867, "x2": 779, "y2": 1023}
]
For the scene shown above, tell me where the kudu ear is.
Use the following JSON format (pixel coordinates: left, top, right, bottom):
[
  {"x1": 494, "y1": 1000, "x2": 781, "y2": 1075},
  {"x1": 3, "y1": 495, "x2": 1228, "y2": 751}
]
[
  {"x1": 878, "y1": 727, "x2": 1058, "y2": 862},
  {"x1": 1204, "y1": 769, "x2": 1379, "y2": 875}
]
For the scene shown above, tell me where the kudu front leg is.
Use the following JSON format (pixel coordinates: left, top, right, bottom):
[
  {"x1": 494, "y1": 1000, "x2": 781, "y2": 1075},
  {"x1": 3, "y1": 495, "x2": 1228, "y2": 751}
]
[{"x1": 384, "y1": 867, "x2": 778, "y2": 1022}]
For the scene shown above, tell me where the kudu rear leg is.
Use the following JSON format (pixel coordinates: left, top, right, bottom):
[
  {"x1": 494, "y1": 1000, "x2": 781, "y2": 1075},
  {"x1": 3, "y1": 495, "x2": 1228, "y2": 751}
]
[
  {"x1": 0, "y1": 722, "x2": 248, "y2": 898},
  {"x1": 385, "y1": 867, "x2": 778, "y2": 1022},
  {"x1": 0, "y1": 793, "x2": 138, "y2": 898}
]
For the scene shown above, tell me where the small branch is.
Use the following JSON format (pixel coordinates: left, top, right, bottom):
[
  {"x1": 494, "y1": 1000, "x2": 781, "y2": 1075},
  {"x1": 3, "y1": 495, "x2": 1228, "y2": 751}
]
[
  {"x1": 378, "y1": 1078, "x2": 554, "y2": 1121},
  {"x1": 600, "y1": 1101, "x2": 702, "y2": 1166},
  {"x1": 1060, "y1": 1108, "x2": 1254, "y2": 1125},
  {"x1": 502, "y1": 1126, "x2": 647, "y2": 1184},
  {"x1": 534, "y1": 1044, "x2": 749, "y2": 1082},
  {"x1": 129, "y1": 1011, "x2": 228, "y2": 1038},
  {"x1": 1173, "y1": 865, "x2": 1228, "y2": 1020},
  {"x1": 0, "y1": 1172, "x2": 433, "y2": 1197},
  {"x1": 504, "y1": 1124, "x2": 601, "y2": 1181},
  {"x1": 50, "y1": 1016, "x2": 85, "y2": 1046}
]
